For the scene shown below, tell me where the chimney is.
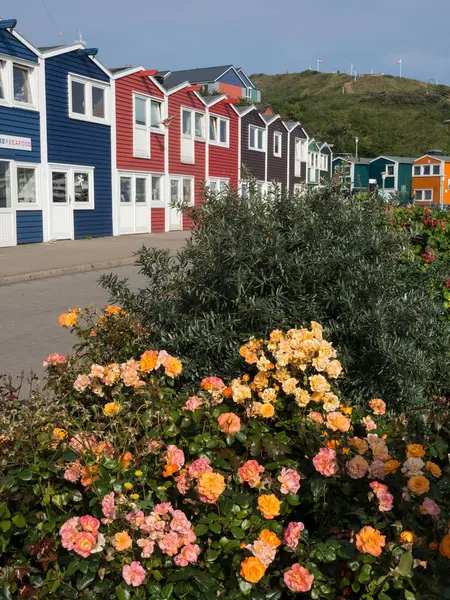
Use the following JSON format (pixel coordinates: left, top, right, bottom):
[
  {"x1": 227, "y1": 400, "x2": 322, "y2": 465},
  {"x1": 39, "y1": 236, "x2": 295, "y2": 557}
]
[{"x1": 427, "y1": 149, "x2": 442, "y2": 156}]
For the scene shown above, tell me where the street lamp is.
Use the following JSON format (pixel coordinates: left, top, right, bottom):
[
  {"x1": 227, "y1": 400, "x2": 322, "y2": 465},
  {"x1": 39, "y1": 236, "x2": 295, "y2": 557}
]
[{"x1": 355, "y1": 137, "x2": 359, "y2": 161}]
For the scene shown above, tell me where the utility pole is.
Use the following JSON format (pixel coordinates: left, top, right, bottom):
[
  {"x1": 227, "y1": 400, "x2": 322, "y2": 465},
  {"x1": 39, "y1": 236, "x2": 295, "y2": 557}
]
[{"x1": 355, "y1": 137, "x2": 359, "y2": 161}]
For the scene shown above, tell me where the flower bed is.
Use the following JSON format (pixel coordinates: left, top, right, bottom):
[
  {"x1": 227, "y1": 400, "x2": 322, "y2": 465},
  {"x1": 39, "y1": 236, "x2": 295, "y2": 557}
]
[{"x1": 0, "y1": 309, "x2": 449, "y2": 599}]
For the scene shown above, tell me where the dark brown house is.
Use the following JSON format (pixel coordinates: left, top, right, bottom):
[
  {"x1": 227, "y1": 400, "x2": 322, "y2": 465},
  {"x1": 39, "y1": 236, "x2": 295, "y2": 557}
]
[
  {"x1": 286, "y1": 121, "x2": 309, "y2": 194},
  {"x1": 263, "y1": 114, "x2": 289, "y2": 193},
  {"x1": 237, "y1": 106, "x2": 267, "y2": 196}
]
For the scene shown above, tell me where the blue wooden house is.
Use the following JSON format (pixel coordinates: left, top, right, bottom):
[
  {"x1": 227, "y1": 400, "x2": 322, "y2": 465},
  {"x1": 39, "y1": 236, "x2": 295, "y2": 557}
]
[
  {"x1": 40, "y1": 43, "x2": 113, "y2": 240},
  {"x1": 0, "y1": 19, "x2": 42, "y2": 247}
]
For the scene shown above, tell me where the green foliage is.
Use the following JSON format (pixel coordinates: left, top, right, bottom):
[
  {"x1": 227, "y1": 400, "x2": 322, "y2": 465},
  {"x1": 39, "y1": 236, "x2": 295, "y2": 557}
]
[
  {"x1": 101, "y1": 186, "x2": 450, "y2": 413},
  {"x1": 252, "y1": 71, "x2": 450, "y2": 156}
]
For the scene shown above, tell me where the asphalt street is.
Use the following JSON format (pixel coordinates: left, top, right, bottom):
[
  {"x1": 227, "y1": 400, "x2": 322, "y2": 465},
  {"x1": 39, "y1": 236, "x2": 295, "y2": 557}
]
[{"x1": 0, "y1": 266, "x2": 146, "y2": 380}]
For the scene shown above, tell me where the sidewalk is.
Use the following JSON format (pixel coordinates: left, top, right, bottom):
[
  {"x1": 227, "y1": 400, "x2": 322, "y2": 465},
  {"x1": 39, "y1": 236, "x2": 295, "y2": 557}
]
[{"x1": 0, "y1": 232, "x2": 189, "y2": 285}]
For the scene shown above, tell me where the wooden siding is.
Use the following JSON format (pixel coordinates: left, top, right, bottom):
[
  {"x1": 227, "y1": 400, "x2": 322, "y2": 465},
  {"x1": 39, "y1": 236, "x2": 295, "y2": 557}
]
[
  {"x1": 412, "y1": 176, "x2": 441, "y2": 204},
  {"x1": 240, "y1": 110, "x2": 266, "y2": 182},
  {"x1": 219, "y1": 69, "x2": 245, "y2": 87},
  {"x1": 151, "y1": 207, "x2": 165, "y2": 231},
  {"x1": 116, "y1": 73, "x2": 165, "y2": 173},
  {"x1": 167, "y1": 87, "x2": 205, "y2": 231},
  {"x1": 0, "y1": 105, "x2": 40, "y2": 162},
  {"x1": 0, "y1": 29, "x2": 38, "y2": 62},
  {"x1": 267, "y1": 119, "x2": 288, "y2": 190},
  {"x1": 208, "y1": 102, "x2": 239, "y2": 186},
  {"x1": 16, "y1": 210, "x2": 43, "y2": 244},
  {"x1": 289, "y1": 125, "x2": 307, "y2": 192},
  {"x1": 45, "y1": 50, "x2": 112, "y2": 239}
]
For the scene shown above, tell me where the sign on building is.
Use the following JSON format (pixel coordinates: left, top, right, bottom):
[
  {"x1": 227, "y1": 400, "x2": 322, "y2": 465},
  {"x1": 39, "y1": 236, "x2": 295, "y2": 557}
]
[{"x1": 0, "y1": 135, "x2": 32, "y2": 151}]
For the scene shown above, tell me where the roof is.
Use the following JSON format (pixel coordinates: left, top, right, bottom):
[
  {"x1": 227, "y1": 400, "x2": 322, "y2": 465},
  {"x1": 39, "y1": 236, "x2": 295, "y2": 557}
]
[
  {"x1": 157, "y1": 65, "x2": 236, "y2": 89},
  {"x1": 109, "y1": 66, "x2": 135, "y2": 74},
  {"x1": 373, "y1": 156, "x2": 416, "y2": 164},
  {"x1": 333, "y1": 156, "x2": 371, "y2": 164},
  {"x1": 38, "y1": 44, "x2": 66, "y2": 52}
]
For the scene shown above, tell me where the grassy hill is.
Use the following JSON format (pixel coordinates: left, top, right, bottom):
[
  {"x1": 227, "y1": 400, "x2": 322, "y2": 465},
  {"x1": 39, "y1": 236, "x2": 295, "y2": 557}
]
[{"x1": 252, "y1": 71, "x2": 450, "y2": 157}]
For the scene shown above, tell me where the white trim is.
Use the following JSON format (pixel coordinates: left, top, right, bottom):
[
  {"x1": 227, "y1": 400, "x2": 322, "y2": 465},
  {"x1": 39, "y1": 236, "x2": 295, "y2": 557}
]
[
  {"x1": 38, "y1": 56, "x2": 50, "y2": 241},
  {"x1": 111, "y1": 76, "x2": 119, "y2": 236},
  {"x1": 15, "y1": 162, "x2": 40, "y2": 208},
  {"x1": 68, "y1": 73, "x2": 110, "y2": 125},
  {"x1": 40, "y1": 43, "x2": 84, "y2": 59},
  {"x1": 213, "y1": 66, "x2": 246, "y2": 87},
  {"x1": 209, "y1": 114, "x2": 230, "y2": 148},
  {"x1": 414, "y1": 189, "x2": 433, "y2": 202},
  {"x1": 89, "y1": 56, "x2": 113, "y2": 79},
  {"x1": 180, "y1": 106, "x2": 196, "y2": 164},
  {"x1": 248, "y1": 124, "x2": 265, "y2": 152},
  {"x1": 286, "y1": 127, "x2": 290, "y2": 189},
  {"x1": 48, "y1": 164, "x2": 95, "y2": 210},
  {"x1": 205, "y1": 106, "x2": 210, "y2": 180},
  {"x1": 9, "y1": 29, "x2": 42, "y2": 59},
  {"x1": 237, "y1": 104, "x2": 242, "y2": 185},
  {"x1": 413, "y1": 163, "x2": 442, "y2": 177},
  {"x1": 166, "y1": 81, "x2": 191, "y2": 96},
  {"x1": 111, "y1": 66, "x2": 145, "y2": 80},
  {"x1": 273, "y1": 131, "x2": 282, "y2": 157},
  {"x1": 149, "y1": 75, "x2": 171, "y2": 96},
  {"x1": 0, "y1": 55, "x2": 39, "y2": 110}
]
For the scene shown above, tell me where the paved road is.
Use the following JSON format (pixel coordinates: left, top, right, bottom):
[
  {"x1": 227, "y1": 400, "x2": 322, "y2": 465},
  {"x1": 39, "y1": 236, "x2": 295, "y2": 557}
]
[{"x1": 0, "y1": 266, "x2": 146, "y2": 380}]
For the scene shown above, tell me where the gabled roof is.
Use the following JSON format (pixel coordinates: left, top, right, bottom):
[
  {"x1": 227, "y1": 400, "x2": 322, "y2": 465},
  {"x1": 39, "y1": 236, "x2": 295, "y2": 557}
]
[
  {"x1": 371, "y1": 156, "x2": 415, "y2": 164},
  {"x1": 0, "y1": 18, "x2": 41, "y2": 59},
  {"x1": 157, "y1": 65, "x2": 248, "y2": 90},
  {"x1": 414, "y1": 154, "x2": 450, "y2": 163},
  {"x1": 334, "y1": 156, "x2": 371, "y2": 165},
  {"x1": 38, "y1": 44, "x2": 66, "y2": 52}
]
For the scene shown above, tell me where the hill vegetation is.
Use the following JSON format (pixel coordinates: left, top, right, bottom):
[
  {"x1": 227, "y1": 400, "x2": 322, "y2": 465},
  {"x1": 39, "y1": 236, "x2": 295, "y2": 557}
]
[{"x1": 252, "y1": 70, "x2": 450, "y2": 157}]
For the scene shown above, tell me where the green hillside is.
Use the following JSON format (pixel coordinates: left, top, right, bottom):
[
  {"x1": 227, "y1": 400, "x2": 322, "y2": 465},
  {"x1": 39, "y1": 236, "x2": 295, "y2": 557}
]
[{"x1": 252, "y1": 71, "x2": 450, "y2": 157}]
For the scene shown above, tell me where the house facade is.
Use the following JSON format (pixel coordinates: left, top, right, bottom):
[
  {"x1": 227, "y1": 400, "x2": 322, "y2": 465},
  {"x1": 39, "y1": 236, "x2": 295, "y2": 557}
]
[
  {"x1": 237, "y1": 106, "x2": 267, "y2": 196},
  {"x1": 0, "y1": 19, "x2": 42, "y2": 247},
  {"x1": 411, "y1": 154, "x2": 450, "y2": 207},
  {"x1": 333, "y1": 156, "x2": 371, "y2": 192},
  {"x1": 318, "y1": 142, "x2": 333, "y2": 182},
  {"x1": 286, "y1": 122, "x2": 308, "y2": 194},
  {"x1": 369, "y1": 156, "x2": 413, "y2": 202},
  {"x1": 205, "y1": 96, "x2": 239, "y2": 193},
  {"x1": 264, "y1": 114, "x2": 289, "y2": 193}
]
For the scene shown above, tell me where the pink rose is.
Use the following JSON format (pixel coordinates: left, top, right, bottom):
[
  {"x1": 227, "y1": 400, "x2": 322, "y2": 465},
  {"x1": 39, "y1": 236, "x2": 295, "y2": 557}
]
[
  {"x1": 137, "y1": 538, "x2": 155, "y2": 558},
  {"x1": 122, "y1": 561, "x2": 146, "y2": 587},
  {"x1": 362, "y1": 416, "x2": 377, "y2": 431},
  {"x1": 43, "y1": 353, "x2": 67, "y2": 367},
  {"x1": 367, "y1": 460, "x2": 385, "y2": 480},
  {"x1": 174, "y1": 543, "x2": 201, "y2": 566},
  {"x1": 175, "y1": 469, "x2": 192, "y2": 494},
  {"x1": 101, "y1": 492, "x2": 118, "y2": 523},
  {"x1": 73, "y1": 532, "x2": 96, "y2": 558},
  {"x1": 278, "y1": 467, "x2": 301, "y2": 495},
  {"x1": 284, "y1": 563, "x2": 314, "y2": 592},
  {"x1": 308, "y1": 411, "x2": 324, "y2": 424},
  {"x1": 238, "y1": 460, "x2": 265, "y2": 488},
  {"x1": 170, "y1": 510, "x2": 192, "y2": 535},
  {"x1": 63, "y1": 460, "x2": 83, "y2": 483},
  {"x1": 419, "y1": 497, "x2": 440, "y2": 519},
  {"x1": 158, "y1": 533, "x2": 182, "y2": 556},
  {"x1": 283, "y1": 522, "x2": 305, "y2": 550},
  {"x1": 79, "y1": 515, "x2": 100, "y2": 535},
  {"x1": 166, "y1": 445, "x2": 185, "y2": 468},
  {"x1": 217, "y1": 412, "x2": 241, "y2": 435},
  {"x1": 188, "y1": 458, "x2": 213, "y2": 479},
  {"x1": 153, "y1": 502, "x2": 174, "y2": 516},
  {"x1": 377, "y1": 490, "x2": 394, "y2": 512},
  {"x1": 312, "y1": 448, "x2": 338, "y2": 477},
  {"x1": 346, "y1": 455, "x2": 369, "y2": 479},
  {"x1": 247, "y1": 540, "x2": 277, "y2": 567},
  {"x1": 183, "y1": 396, "x2": 202, "y2": 411}
]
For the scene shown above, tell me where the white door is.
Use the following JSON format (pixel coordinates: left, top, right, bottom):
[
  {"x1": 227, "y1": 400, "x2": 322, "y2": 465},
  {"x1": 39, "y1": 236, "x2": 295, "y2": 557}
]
[
  {"x1": 181, "y1": 109, "x2": 194, "y2": 163},
  {"x1": 169, "y1": 178, "x2": 182, "y2": 231},
  {"x1": 50, "y1": 169, "x2": 73, "y2": 240},
  {"x1": 0, "y1": 161, "x2": 15, "y2": 247},
  {"x1": 119, "y1": 175, "x2": 151, "y2": 235}
]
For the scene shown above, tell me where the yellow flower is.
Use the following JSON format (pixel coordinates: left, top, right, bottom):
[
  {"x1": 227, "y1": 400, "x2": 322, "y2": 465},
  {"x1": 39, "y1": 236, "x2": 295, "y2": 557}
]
[
  {"x1": 326, "y1": 359, "x2": 343, "y2": 379},
  {"x1": 232, "y1": 383, "x2": 252, "y2": 404},
  {"x1": 260, "y1": 403, "x2": 275, "y2": 418},
  {"x1": 140, "y1": 350, "x2": 160, "y2": 373},
  {"x1": 261, "y1": 388, "x2": 277, "y2": 404},
  {"x1": 426, "y1": 461, "x2": 441, "y2": 478},
  {"x1": 340, "y1": 405, "x2": 353, "y2": 416},
  {"x1": 309, "y1": 374, "x2": 330, "y2": 393},
  {"x1": 406, "y1": 444, "x2": 425, "y2": 459},
  {"x1": 407, "y1": 475, "x2": 430, "y2": 496},
  {"x1": 259, "y1": 529, "x2": 281, "y2": 548},
  {"x1": 52, "y1": 428, "x2": 68, "y2": 440},
  {"x1": 294, "y1": 388, "x2": 310, "y2": 408},
  {"x1": 257, "y1": 494, "x2": 280, "y2": 520},
  {"x1": 197, "y1": 472, "x2": 226, "y2": 503},
  {"x1": 105, "y1": 305, "x2": 122, "y2": 315},
  {"x1": 383, "y1": 459, "x2": 401, "y2": 476},
  {"x1": 114, "y1": 530, "x2": 132, "y2": 551},
  {"x1": 164, "y1": 356, "x2": 182, "y2": 379},
  {"x1": 103, "y1": 402, "x2": 122, "y2": 417},
  {"x1": 399, "y1": 531, "x2": 417, "y2": 545},
  {"x1": 124, "y1": 482, "x2": 133, "y2": 490},
  {"x1": 135, "y1": 470, "x2": 143, "y2": 477},
  {"x1": 58, "y1": 311, "x2": 78, "y2": 328},
  {"x1": 131, "y1": 493, "x2": 140, "y2": 500},
  {"x1": 240, "y1": 557, "x2": 266, "y2": 583}
]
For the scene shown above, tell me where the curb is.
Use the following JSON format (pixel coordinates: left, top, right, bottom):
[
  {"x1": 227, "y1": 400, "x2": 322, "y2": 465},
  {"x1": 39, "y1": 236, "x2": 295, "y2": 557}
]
[{"x1": 0, "y1": 257, "x2": 136, "y2": 286}]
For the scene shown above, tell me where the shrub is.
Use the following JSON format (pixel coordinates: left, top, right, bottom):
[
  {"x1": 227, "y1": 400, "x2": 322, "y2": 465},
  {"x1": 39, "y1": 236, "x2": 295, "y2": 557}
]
[
  {"x1": 101, "y1": 187, "x2": 450, "y2": 413},
  {"x1": 1, "y1": 316, "x2": 449, "y2": 599}
]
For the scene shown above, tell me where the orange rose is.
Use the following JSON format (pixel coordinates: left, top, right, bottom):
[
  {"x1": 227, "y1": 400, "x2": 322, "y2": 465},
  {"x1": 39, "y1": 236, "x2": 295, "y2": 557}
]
[
  {"x1": 257, "y1": 494, "x2": 281, "y2": 520},
  {"x1": 407, "y1": 444, "x2": 425, "y2": 459},
  {"x1": 439, "y1": 534, "x2": 450, "y2": 558},
  {"x1": 114, "y1": 530, "x2": 132, "y2": 551},
  {"x1": 383, "y1": 459, "x2": 401, "y2": 476},
  {"x1": 259, "y1": 529, "x2": 281, "y2": 548},
  {"x1": 326, "y1": 411, "x2": 351, "y2": 433},
  {"x1": 407, "y1": 475, "x2": 430, "y2": 495},
  {"x1": 140, "y1": 350, "x2": 160, "y2": 373},
  {"x1": 240, "y1": 557, "x2": 266, "y2": 583},
  {"x1": 399, "y1": 531, "x2": 417, "y2": 545},
  {"x1": 197, "y1": 472, "x2": 226, "y2": 503},
  {"x1": 119, "y1": 451, "x2": 133, "y2": 468},
  {"x1": 260, "y1": 403, "x2": 275, "y2": 418},
  {"x1": 164, "y1": 356, "x2": 182, "y2": 378},
  {"x1": 217, "y1": 413, "x2": 241, "y2": 435},
  {"x1": 355, "y1": 526, "x2": 386, "y2": 557},
  {"x1": 426, "y1": 461, "x2": 442, "y2": 478},
  {"x1": 80, "y1": 465, "x2": 99, "y2": 487},
  {"x1": 58, "y1": 312, "x2": 78, "y2": 328},
  {"x1": 369, "y1": 398, "x2": 386, "y2": 415},
  {"x1": 163, "y1": 462, "x2": 180, "y2": 477}
]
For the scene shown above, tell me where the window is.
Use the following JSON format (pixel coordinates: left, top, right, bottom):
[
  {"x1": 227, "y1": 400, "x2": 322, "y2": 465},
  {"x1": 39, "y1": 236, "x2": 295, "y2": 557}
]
[
  {"x1": 423, "y1": 165, "x2": 431, "y2": 176},
  {"x1": 13, "y1": 65, "x2": 32, "y2": 104},
  {"x1": 135, "y1": 178, "x2": 147, "y2": 203},
  {"x1": 209, "y1": 178, "x2": 229, "y2": 194},
  {"x1": 150, "y1": 100, "x2": 162, "y2": 129},
  {"x1": 17, "y1": 167, "x2": 36, "y2": 203},
  {"x1": 240, "y1": 182, "x2": 249, "y2": 199},
  {"x1": 414, "y1": 190, "x2": 432, "y2": 202},
  {"x1": 74, "y1": 172, "x2": 91, "y2": 204},
  {"x1": 257, "y1": 182, "x2": 265, "y2": 197},
  {"x1": 120, "y1": 177, "x2": 132, "y2": 203},
  {"x1": 210, "y1": 116, "x2": 229, "y2": 146},
  {"x1": 413, "y1": 165, "x2": 420, "y2": 176},
  {"x1": 52, "y1": 172, "x2": 67, "y2": 203},
  {"x1": 294, "y1": 139, "x2": 304, "y2": 177},
  {"x1": 293, "y1": 183, "x2": 304, "y2": 196},
  {"x1": 385, "y1": 164, "x2": 394, "y2": 176},
  {"x1": 151, "y1": 175, "x2": 162, "y2": 203},
  {"x1": 0, "y1": 61, "x2": 5, "y2": 101},
  {"x1": 69, "y1": 75, "x2": 109, "y2": 124},
  {"x1": 182, "y1": 110, "x2": 192, "y2": 135},
  {"x1": 433, "y1": 165, "x2": 440, "y2": 175},
  {"x1": 273, "y1": 132, "x2": 282, "y2": 157},
  {"x1": 195, "y1": 113, "x2": 204, "y2": 138},
  {"x1": 183, "y1": 178, "x2": 193, "y2": 206},
  {"x1": 92, "y1": 86, "x2": 105, "y2": 119},
  {"x1": 249, "y1": 125, "x2": 265, "y2": 151},
  {"x1": 134, "y1": 95, "x2": 150, "y2": 158},
  {"x1": 0, "y1": 161, "x2": 11, "y2": 208}
]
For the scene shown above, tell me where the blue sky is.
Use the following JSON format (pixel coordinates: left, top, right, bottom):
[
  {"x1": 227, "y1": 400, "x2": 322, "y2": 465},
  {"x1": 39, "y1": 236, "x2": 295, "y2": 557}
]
[{"x1": 3, "y1": 0, "x2": 450, "y2": 84}]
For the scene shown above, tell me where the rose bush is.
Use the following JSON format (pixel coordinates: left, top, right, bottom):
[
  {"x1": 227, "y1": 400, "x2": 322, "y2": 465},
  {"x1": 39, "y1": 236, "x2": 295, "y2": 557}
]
[{"x1": 0, "y1": 309, "x2": 449, "y2": 599}]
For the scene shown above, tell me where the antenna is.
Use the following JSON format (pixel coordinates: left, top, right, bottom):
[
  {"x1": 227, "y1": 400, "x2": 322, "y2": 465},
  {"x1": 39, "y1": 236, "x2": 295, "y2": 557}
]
[{"x1": 74, "y1": 31, "x2": 87, "y2": 47}]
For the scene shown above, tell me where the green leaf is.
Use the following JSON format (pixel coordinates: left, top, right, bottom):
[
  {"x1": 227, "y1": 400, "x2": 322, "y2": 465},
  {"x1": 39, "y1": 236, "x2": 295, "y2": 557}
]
[
  {"x1": 310, "y1": 478, "x2": 327, "y2": 500},
  {"x1": 210, "y1": 521, "x2": 222, "y2": 534},
  {"x1": 379, "y1": 594, "x2": 392, "y2": 600},
  {"x1": 265, "y1": 592, "x2": 282, "y2": 600},
  {"x1": 115, "y1": 584, "x2": 131, "y2": 600},
  {"x1": 195, "y1": 523, "x2": 209, "y2": 536},
  {"x1": 12, "y1": 515, "x2": 26, "y2": 528},
  {"x1": 18, "y1": 468, "x2": 34, "y2": 481},
  {"x1": 358, "y1": 564, "x2": 372, "y2": 584},
  {"x1": 205, "y1": 549, "x2": 219, "y2": 562},
  {"x1": 222, "y1": 540, "x2": 241, "y2": 554},
  {"x1": 396, "y1": 552, "x2": 413, "y2": 578},
  {"x1": 161, "y1": 583, "x2": 174, "y2": 599},
  {"x1": 76, "y1": 573, "x2": 96, "y2": 591},
  {"x1": 239, "y1": 580, "x2": 253, "y2": 594},
  {"x1": 404, "y1": 592, "x2": 415, "y2": 600},
  {"x1": 231, "y1": 526, "x2": 246, "y2": 540},
  {"x1": 0, "y1": 521, "x2": 11, "y2": 532}
]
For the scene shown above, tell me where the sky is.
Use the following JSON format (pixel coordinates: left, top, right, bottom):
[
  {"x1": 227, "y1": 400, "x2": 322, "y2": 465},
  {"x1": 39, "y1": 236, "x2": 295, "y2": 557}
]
[{"x1": 3, "y1": 0, "x2": 450, "y2": 85}]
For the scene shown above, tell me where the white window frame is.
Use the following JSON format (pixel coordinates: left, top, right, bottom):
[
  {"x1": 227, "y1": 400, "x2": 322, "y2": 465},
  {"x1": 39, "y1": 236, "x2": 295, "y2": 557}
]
[
  {"x1": 181, "y1": 107, "x2": 196, "y2": 164},
  {"x1": 150, "y1": 99, "x2": 164, "y2": 132},
  {"x1": 249, "y1": 125, "x2": 265, "y2": 152},
  {"x1": 182, "y1": 176, "x2": 195, "y2": 207},
  {"x1": 432, "y1": 164, "x2": 441, "y2": 175},
  {"x1": 72, "y1": 167, "x2": 95, "y2": 209},
  {"x1": 16, "y1": 162, "x2": 39, "y2": 207},
  {"x1": 209, "y1": 178, "x2": 229, "y2": 194},
  {"x1": 133, "y1": 93, "x2": 151, "y2": 158},
  {"x1": 385, "y1": 164, "x2": 394, "y2": 176},
  {"x1": 422, "y1": 165, "x2": 431, "y2": 176},
  {"x1": 0, "y1": 55, "x2": 38, "y2": 110},
  {"x1": 118, "y1": 172, "x2": 152, "y2": 205},
  {"x1": 68, "y1": 73, "x2": 110, "y2": 125},
  {"x1": 273, "y1": 132, "x2": 282, "y2": 157},
  {"x1": 413, "y1": 165, "x2": 421, "y2": 176},
  {"x1": 294, "y1": 139, "x2": 304, "y2": 177},
  {"x1": 320, "y1": 154, "x2": 328, "y2": 171},
  {"x1": 209, "y1": 115, "x2": 229, "y2": 147},
  {"x1": 414, "y1": 189, "x2": 433, "y2": 203},
  {"x1": 195, "y1": 112, "x2": 205, "y2": 140},
  {"x1": 151, "y1": 173, "x2": 164, "y2": 207}
]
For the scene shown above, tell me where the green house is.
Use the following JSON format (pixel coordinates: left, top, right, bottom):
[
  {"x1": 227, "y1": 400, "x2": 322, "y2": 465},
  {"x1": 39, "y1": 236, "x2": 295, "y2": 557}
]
[
  {"x1": 369, "y1": 156, "x2": 415, "y2": 202},
  {"x1": 308, "y1": 139, "x2": 333, "y2": 186},
  {"x1": 332, "y1": 156, "x2": 371, "y2": 191}
]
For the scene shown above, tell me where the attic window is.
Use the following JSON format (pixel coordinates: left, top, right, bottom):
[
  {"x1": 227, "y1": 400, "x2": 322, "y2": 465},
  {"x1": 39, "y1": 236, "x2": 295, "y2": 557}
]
[
  {"x1": 69, "y1": 75, "x2": 109, "y2": 124},
  {"x1": 0, "y1": 61, "x2": 5, "y2": 100},
  {"x1": 385, "y1": 165, "x2": 394, "y2": 176},
  {"x1": 13, "y1": 64, "x2": 32, "y2": 104}
]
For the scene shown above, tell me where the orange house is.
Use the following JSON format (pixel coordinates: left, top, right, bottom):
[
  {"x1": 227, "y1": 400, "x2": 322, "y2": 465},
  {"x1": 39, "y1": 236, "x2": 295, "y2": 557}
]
[{"x1": 412, "y1": 154, "x2": 450, "y2": 206}]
